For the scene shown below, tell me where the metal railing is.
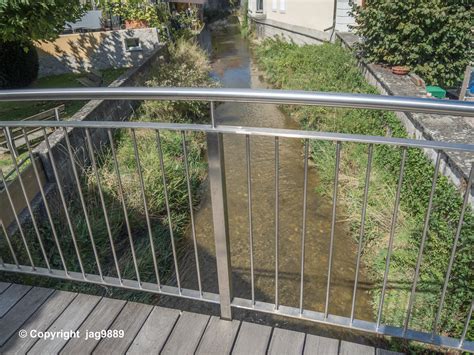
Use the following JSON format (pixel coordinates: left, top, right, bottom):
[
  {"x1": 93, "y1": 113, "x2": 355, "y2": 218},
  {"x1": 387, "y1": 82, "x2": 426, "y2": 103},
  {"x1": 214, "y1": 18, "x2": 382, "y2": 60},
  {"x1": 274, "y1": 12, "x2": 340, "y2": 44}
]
[{"x1": 0, "y1": 88, "x2": 473, "y2": 351}]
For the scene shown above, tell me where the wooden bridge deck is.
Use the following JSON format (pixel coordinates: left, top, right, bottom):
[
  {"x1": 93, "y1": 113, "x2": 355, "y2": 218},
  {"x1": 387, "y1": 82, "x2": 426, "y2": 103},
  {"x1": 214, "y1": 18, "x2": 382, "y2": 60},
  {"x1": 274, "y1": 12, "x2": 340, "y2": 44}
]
[{"x1": 0, "y1": 282, "x2": 402, "y2": 354}]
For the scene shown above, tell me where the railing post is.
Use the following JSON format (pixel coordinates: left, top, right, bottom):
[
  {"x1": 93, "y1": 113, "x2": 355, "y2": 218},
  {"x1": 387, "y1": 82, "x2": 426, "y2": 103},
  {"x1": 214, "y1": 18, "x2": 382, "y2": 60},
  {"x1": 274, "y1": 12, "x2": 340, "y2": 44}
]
[{"x1": 206, "y1": 131, "x2": 232, "y2": 320}]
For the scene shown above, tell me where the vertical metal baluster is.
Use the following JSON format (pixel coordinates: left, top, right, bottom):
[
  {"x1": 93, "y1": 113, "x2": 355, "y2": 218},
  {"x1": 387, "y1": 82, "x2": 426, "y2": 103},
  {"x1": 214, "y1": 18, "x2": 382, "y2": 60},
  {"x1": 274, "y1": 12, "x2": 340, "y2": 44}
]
[
  {"x1": 275, "y1": 136, "x2": 280, "y2": 310},
  {"x1": 54, "y1": 108, "x2": 60, "y2": 121},
  {"x1": 131, "y1": 128, "x2": 159, "y2": 287},
  {"x1": 350, "y1": 144, "x2": 373, "y2": 324},
  {"x1": 43, "y1": 128, "x2": 85, "y2": 278},
  {"x1": 211, "y1": 101, "x2": 216, "y2": 128},
  {"x1": 206, "y1": 131, "x2": 232, "y2": 320},
  {"x1": 182, "y1": 131, "x2": 202, "y2": 295},
  {"x1": 325, "y1": 141, "x2": 341, "y2": 319},
  {"x1": 4, "y1": 128, "x2": 50, "y2": 270},
  {"x1": 0, "y1": 169, "x2": 35, "y2": 269},
  {"x1": 376, "y1": 147, "x2": 407, "y2": 329},
  {"x1": 23, "y1": 129, "x2": 68, "y2": 273},
  {"x1": 246, "y1": 134, "x2": 255, "y2": 305},
  {"x1": 432, "y1": 163, "x2": 474, "y2": 337},
  {"x1": 62, "y1": 127, "x2": 102, "y2": 280},
  {"x1": 404, "y1": 152, "x2": 441, "y2": 333},
  {"x1": 103, "y1": 129, "x2": 131, "y2": 286},
  {"x1": 460, "y1": 301, "x2": 473, "y2": 348},
  {"x1": 1, "y1": 222, "x2": 19, "y2": 268},
  {"x1": 86, "y1": 128, "x2": 123, "y2": 282},
  {"x1": 299, "y1": 139, "x2": 309, "y2": 314},
  {"x1": 156, "y1": 130, "x2": 181, "y2": 292}
]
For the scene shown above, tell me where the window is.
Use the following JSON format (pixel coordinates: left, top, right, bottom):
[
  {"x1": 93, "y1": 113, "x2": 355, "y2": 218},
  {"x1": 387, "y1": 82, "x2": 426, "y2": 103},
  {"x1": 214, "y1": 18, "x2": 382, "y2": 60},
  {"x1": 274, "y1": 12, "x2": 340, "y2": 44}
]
[
  {"x1": 125, "y1": 37, "x2": 141, "y2": 52},
  {"x1": 272, "y1": 0, "x2": 277, "y2": 11},
  {"x1": 280, "y1": 0, "x2": 286, "y2": 12},
  {"x1": 257, "y1": 0, "x2": 263, "y2": 12}
]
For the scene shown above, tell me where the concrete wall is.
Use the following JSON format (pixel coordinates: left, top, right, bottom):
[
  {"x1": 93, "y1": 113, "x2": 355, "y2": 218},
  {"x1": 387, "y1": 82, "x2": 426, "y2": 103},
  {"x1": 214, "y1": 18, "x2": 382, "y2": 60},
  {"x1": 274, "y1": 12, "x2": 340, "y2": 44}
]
[{"x1": 36, "y1": 28, "x2": 161, "y2": 77}]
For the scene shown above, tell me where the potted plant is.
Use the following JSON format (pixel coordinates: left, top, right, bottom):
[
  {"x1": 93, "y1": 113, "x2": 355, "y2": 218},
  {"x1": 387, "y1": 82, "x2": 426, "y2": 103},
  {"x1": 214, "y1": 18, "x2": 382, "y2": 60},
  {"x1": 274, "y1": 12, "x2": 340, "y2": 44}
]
[{"x1": 107, "y1": 0, "x2": 159, "y2": 29}]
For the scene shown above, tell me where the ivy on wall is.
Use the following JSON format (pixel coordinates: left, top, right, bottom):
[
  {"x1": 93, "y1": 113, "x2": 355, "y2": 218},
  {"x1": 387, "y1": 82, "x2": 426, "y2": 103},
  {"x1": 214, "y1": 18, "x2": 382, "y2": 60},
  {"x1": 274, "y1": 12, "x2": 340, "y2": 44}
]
[{"x1": 352, "y1": 0, "x2": 473, "y2": 87}]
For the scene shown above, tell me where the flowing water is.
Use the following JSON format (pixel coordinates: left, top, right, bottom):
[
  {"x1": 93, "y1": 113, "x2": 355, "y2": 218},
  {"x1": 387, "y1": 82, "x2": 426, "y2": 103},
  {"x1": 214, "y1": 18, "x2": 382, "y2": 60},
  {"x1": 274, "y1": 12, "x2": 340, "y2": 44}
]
[{"x1": 176, "y1": 22, "x2": 373, "y2": 324}]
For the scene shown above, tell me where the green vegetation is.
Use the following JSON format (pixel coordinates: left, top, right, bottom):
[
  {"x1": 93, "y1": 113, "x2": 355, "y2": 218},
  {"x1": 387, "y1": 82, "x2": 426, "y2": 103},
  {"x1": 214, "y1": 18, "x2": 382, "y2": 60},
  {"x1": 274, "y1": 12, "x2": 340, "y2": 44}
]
[
  {"x1": 255, "y1": 38, "x2": 473, "y2": 344},
  {"x1": 0, "y1": 0, "x2": 85, "y2": 87},
  {"x1": 352, "y1": 1, "x2": 473, "y2": 87},
  {"x1": 0, "y1": 39, "x2": 214, "y2": 303}
]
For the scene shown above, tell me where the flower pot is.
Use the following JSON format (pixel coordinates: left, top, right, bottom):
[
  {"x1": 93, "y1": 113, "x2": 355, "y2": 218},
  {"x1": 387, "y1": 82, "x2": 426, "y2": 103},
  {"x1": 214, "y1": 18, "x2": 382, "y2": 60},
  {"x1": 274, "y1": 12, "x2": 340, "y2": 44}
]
[
  {"x1": 125, "y1": 20, "x2": 148, "y2": 29},
  {"x1": 392, "y1": 66, "x2": 410, "y2": 75}
]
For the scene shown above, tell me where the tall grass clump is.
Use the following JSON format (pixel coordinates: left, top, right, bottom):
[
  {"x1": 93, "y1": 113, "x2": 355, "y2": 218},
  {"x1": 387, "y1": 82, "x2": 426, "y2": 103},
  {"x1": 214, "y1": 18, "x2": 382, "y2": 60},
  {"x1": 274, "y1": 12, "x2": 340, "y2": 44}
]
[
  {"x1": 254, "y1": 38, "x2": 473, "y2": 342},
  {"x1": 0, "y1": 39, "x2": 214, "y2": 301}
]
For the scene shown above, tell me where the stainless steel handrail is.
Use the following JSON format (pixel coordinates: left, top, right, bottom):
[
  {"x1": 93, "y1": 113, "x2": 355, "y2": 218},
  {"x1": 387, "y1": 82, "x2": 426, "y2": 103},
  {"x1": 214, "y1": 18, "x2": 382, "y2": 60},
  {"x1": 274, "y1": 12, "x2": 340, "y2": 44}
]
[
  {"x1": 0, "y1": 88, "x2": 473, "y2": 351},
  {"x1": 0, "y1": 87, "x2": 474, "y2": 116}
]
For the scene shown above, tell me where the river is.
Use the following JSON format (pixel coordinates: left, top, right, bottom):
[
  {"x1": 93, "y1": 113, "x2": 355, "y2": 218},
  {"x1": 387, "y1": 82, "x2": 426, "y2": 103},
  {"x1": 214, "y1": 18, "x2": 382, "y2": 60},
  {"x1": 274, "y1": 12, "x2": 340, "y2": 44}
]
[{"x1": 172, "y1": 21, "x2": 373, "y2": 329}]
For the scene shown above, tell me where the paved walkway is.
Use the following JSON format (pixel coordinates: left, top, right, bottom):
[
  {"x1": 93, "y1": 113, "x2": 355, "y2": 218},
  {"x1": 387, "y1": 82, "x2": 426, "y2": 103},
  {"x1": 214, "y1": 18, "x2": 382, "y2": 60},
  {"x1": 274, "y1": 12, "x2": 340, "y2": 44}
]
[{"x1": 0, "y1": 283, "x2": 401, "y2": 354}]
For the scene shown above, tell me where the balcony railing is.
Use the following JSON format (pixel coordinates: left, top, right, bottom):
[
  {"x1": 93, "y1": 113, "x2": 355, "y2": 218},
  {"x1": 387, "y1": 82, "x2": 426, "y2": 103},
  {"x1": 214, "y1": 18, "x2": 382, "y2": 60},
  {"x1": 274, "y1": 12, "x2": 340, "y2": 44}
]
[{"x1": 0, "y1": 88, "x2": 473, "y2": 351}]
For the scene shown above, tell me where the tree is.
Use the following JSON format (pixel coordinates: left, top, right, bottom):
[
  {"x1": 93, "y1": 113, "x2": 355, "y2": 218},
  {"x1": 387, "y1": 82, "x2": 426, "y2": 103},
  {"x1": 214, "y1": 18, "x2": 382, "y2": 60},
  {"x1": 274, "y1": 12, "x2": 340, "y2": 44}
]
[
  {"x1": 0, "y1": 0, "x2": 85, "y2": 43},
  {"x1": 0, "y1": 0, "x2": 85, "y2": 88},
  {"x1": 352, "y1": 0, "x2": 473, "y2": 87}
]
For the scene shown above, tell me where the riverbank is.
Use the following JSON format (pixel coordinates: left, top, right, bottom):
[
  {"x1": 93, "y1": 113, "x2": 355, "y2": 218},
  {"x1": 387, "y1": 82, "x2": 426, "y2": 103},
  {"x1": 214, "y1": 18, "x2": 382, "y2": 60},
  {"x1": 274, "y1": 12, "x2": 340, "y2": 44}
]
[
  {"x1": 0, "y1": 39, "x2": 214, "y2": 303},
  {"x1": 253, "y1": 38, "x2": 473, "y2": 346}
]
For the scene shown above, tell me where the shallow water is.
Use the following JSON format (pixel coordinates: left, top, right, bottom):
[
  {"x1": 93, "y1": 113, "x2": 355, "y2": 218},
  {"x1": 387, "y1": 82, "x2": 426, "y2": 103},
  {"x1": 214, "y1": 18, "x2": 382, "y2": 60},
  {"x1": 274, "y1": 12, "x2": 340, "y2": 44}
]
[{"x1": 177, "y1": 23, "x2": 373, "y2": 323}]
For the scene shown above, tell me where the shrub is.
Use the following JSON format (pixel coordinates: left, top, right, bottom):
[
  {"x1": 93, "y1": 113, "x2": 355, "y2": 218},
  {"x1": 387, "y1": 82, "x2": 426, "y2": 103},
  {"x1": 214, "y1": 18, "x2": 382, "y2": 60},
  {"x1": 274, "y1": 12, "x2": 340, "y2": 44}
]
[
  {"x1": 352, "y1": 0, "x2": 473, "y2": 87},
  {"x1": 0, "y1": 41, "x2": 38, "y2": 88}
]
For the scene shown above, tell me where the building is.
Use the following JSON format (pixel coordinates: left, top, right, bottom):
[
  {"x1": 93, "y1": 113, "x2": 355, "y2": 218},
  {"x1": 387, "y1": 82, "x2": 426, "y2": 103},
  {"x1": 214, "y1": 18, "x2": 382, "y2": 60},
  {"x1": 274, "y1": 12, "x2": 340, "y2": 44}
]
[{"x1": 248, "y1": 0, "x2": 363, "y2": 44}]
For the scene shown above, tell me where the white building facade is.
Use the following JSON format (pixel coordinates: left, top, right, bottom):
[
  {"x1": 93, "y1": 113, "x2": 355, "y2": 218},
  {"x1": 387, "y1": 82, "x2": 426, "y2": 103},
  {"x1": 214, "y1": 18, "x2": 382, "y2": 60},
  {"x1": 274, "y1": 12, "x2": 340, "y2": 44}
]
[{"x1": 248, "y1": 0, "x2": 361, "y2": 44}]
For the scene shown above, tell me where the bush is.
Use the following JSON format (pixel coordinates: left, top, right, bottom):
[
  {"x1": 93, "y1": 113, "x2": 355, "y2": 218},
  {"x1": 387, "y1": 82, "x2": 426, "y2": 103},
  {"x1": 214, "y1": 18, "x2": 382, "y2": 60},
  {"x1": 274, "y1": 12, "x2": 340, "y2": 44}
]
[
  {"x1": 0, "y1": 41, "x2": 38, "y2": 88},
  {"x1": 352, "y1": 1, "x2": 473, "y2": 87}
]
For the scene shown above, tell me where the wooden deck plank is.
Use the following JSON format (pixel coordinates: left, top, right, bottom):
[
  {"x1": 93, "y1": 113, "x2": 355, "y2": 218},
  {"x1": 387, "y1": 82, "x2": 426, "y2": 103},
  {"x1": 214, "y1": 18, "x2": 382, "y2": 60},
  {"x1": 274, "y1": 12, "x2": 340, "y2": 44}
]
[
  {"x1": 232, "y1": 321, "x2": 272, "y2": 355},
  {"x1": 340, "y1": 341, "x2": 375, "y2": 355},
  {"x1": 0, "y1": 287, "x2": 53, "y2": 346},
  {"x1": 195, "y1": 317, "x2": 240, "y2": 355},
  {"x1": 93, "y1": 301, "x2": 153, "y2": 354},
  {"x1": 304, "y1": 335, "x2": 339, "y2": 355},
  {"x1": 0, "y1": 282, "x2": 11, "y2": 294},
  {"x1": 161, "y1": 311, "x2": 210, "y2": 355},
  {"x1": 60, "y1": 297, "x2": 126, "y2": 355},
  {"x1": 1, "y1": 290, "x2": 77, "y2": 354},
  {"x1": 268, "y1": 328, "x2": 306, "y2": 355},
  {"x1": 0, "y1": 284, "x2": 31, "y2": 318},
  {"x1": 126, "y1": 306, "x2": 180, "y2": 355},
  {"x1": 28, "y1": 293, "x2": 101, "y2": 354}
]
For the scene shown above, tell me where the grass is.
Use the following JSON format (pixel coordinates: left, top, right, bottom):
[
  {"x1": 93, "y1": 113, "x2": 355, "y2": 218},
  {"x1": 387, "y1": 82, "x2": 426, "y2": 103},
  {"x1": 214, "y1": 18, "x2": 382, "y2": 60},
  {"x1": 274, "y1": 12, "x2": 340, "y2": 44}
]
[
  {"x1": 0, "y1": 68, "x2": 128, "y2": 121},
  {"x1": 0, "y1": 40, "x2": 214, "y2": 303},
  {"x1": 254, "y1": 38, "x2": 473, "y2": 348}
]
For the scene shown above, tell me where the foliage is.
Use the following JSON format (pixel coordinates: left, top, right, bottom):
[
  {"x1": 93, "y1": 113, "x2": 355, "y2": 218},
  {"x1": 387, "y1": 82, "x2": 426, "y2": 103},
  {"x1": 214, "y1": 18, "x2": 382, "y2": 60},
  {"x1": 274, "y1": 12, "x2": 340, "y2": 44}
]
[
  {"x1": 106, "y1": 0, "x2": 160, "y2": 25},
  {"x1": 142, "y1": 38, "x2": 218, "y2": 122},
  {"x1": 0, "y1": 0, "x2": 85, "y2": 43},
  {"x1": 0, "y1": 41, "x2": 38, "y2": 88},
  {"x1": 255, "y1": 38, "x2": 473, "y2": 343},
  {"x1": 351, "y1": 0, "x2": 473, "y2": 87}
]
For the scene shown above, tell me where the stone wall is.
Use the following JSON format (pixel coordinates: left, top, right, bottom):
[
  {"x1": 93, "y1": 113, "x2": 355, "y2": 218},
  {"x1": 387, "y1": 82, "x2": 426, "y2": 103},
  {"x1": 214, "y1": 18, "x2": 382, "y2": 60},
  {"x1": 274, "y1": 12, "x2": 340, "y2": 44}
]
[
  {"x1": 337, "y1": 32, "x2": 474, "y2": 206},
  {"x1": 36, "y1": 28, "x2": 161, "y2": 77}
]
